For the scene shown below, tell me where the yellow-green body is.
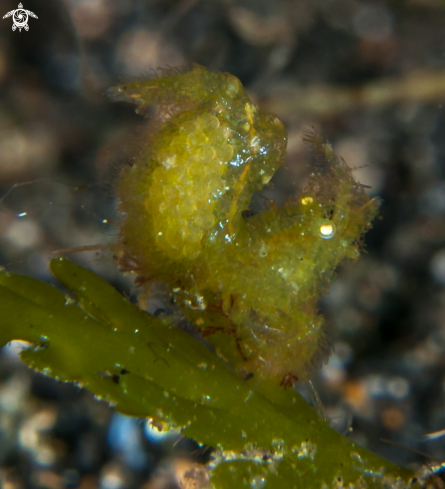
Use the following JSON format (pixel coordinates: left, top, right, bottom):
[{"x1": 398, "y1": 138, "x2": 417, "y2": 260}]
[{"x1": 109, "y1": 64, "x2": 379, "y2": 383}]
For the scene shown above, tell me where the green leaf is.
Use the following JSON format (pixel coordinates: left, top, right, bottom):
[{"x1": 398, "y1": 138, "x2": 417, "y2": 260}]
[{"x1": 0, "y1": 259, "x2": 420, "y2": 488}]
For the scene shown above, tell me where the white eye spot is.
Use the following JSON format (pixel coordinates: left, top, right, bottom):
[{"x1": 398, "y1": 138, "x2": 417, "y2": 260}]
[{"x1": 319, "y1": 222, "x2": 335, "y2": 239}]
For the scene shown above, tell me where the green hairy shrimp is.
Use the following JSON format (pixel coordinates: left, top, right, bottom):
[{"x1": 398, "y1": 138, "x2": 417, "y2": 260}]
[{"x1": 108, "y1": 64, "x2": 379, "y2": 385}]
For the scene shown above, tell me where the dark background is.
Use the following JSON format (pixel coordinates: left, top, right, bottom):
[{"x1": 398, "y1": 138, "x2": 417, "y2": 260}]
[{"x1": 1, "y1": 0, "x2": 445, "y2": 487}]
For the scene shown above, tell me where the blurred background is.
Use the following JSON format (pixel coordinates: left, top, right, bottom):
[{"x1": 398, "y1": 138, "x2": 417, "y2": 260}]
[{"x1": 1, "y1": 0, "x2": 445, "y2": 487}]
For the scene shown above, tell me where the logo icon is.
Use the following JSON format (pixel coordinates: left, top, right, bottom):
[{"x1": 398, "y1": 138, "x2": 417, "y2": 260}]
[{"x1": 3, "y1": 3, "x2": 38, "y2": 32}]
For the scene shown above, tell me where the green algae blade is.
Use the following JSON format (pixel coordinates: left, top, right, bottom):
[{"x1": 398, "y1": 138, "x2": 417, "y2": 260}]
[{"x1": 0, "y1": 260, "x2": 419, "y2": 489}]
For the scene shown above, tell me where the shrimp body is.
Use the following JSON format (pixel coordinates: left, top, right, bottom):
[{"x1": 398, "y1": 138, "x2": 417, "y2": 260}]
[{"x1": 109, "y1": 65, "x2": 378, "y2": 383}]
